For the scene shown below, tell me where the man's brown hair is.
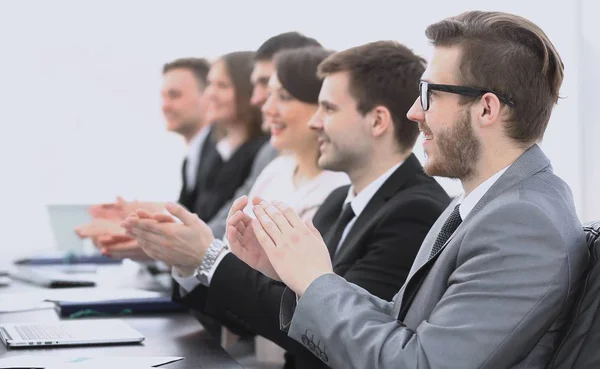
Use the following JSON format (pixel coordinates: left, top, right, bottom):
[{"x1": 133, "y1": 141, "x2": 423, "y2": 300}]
[
  {"x1": 317, "y1": 41, "x2": 425, "y2": 152},
  {"x1": 426, "y1": 11, "x2": 564, "y2": 145},
  {"x1": 163, "y1": 57, "x2": 211, "y2": 90}
]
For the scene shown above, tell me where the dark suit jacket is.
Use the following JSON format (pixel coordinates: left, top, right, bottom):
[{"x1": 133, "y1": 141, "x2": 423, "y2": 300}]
[
  {"x1": 185, "y1": 134, "x2": 268, "y2": 223},
  {"x1": 174, "y1": 154, "x2": 450, "y2": 368},
  {"x1": 178, "y1": 127, "x2": 219, "y2": 214}
]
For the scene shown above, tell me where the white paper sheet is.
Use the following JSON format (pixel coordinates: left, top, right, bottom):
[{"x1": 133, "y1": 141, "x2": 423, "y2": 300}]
[{"x1": 0, "y1": 355, "x2": 183, "y2": 368}]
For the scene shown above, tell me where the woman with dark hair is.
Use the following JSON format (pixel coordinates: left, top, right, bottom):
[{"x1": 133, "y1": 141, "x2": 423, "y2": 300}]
[
  {"x1": 243, "y1": 46, "x2": 349, "y2": 221},
  {"x1": 195, "y1": 51, "x2": 269, "y2": 223},
  {"x1": 76, "y1": 52, "x2": 266, "y2": 259},
  {"x1": 230, "y1": 46, "x2": 349, "y2": 363}
]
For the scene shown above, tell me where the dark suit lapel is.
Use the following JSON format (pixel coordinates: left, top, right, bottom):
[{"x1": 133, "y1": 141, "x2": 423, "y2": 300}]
[
  {"x1": 332, "y1": 196, "x2": 384, "y2": 267},
  {"x1": 333, "y1": 155, "x2": 422, "y2": 267},
  {"x1": 323, "y1": 197, "x2": 348, "y2": 261},
  {"x1": 178, "y1": 158, "x2": 188, "y2": 203},
  {"x1": 394, "y1": 144, "x2": 553, "y2": 319},
  {"x1": 194, "y1": 126, "x2": 219, "y2": 193},
  {"x1": 312, "y1": 186, "x2": 352, "y2": 260},
  {"x1": 324, "y1": 222, "x2": 341, "y2": 260}
]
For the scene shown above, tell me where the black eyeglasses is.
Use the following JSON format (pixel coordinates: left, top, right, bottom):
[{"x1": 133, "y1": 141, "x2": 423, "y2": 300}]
[{"x1": 419, "y1": 81, "x2": 516, "y2": 111}]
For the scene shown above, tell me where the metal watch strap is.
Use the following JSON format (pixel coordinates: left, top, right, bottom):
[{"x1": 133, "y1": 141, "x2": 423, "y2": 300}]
[{"x1": 195, "y1": 239, "x2": 227, "y2": 286}]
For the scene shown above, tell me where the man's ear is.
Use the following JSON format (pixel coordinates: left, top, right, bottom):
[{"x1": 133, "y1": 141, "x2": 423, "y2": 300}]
[
  {"x1": 371, "y1": 106, "x2": 393, "y2": 138},
  {"x1": 478, "y1": 93, "x2": 502, "y2": 128}
]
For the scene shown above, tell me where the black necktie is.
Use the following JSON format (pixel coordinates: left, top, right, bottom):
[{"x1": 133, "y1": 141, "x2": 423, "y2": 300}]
[
  {"x1": 428, "y1": 204, "x2": 462, "y2": 260},
  {"x1": 326, "y1": 203, "x2": 356, "y2": 257}
]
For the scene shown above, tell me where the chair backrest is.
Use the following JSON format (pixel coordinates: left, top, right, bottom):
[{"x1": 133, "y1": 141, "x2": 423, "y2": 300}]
[{"x1": 548, "y1": 221, "x2": 600, "y2": 368}]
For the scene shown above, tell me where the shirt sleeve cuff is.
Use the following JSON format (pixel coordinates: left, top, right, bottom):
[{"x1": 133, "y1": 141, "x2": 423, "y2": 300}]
[{"x1": 171, "y1": 249, "x2": 231, "y2": 293}]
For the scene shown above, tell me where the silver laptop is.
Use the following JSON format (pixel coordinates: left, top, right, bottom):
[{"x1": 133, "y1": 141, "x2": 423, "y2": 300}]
[
  {"x1": 46, "y1": 204, "x2": 92, "y2": 252},
  {"x1": 0, "y1": 319, "x2": 144, "y2": 348}
]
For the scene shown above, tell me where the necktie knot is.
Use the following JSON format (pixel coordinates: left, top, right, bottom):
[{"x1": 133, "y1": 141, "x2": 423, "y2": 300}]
[{"x1": 338, "y1": 203, "x2": 355, "y2": 226}]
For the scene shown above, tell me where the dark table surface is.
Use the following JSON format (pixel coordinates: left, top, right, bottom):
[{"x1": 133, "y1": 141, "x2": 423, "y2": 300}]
[{"x1": 0, "y1": 266, "x2": 243, "y2": 369}]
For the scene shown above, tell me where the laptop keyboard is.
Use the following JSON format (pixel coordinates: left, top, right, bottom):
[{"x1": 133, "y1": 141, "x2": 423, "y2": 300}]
[{"x1": 15, "y1": 324, "x2": 72, "y2": 340}]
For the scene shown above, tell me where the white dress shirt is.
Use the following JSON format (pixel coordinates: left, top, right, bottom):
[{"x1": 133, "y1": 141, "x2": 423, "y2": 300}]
[
  {"x1": 215, "y1": 137, "x2": 235, "y2": 162},
  {"x1": 457, "y1": 166, "x2": 510, "y2": 220},
  {"x1": 335, "y1": 161, "x2": 403, "y2": 253},
  {"x1": 243, "y1": 155, "x2": 350, "y2": 221},
  {"x1": 185, "y1": 124, "x2": 212, "y2": 190}
]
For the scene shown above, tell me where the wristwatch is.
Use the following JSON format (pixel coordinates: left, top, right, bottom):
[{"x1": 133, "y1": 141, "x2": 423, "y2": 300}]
[{"x1": 194, "y1": 239, "x2": 228, "y2": 286}]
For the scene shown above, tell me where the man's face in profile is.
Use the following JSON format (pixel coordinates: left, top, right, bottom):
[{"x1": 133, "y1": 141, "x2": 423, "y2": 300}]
[{"x1": 250, "y1": 60, "x2": 275, "y2": 131}]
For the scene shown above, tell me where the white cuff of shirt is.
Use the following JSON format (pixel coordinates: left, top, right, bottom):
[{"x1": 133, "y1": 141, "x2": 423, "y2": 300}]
[{"x1": 172, "y1": 249, "x2": 231, "y2": 294}]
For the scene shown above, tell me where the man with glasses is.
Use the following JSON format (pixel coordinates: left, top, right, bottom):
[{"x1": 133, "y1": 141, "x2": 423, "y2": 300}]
[
  {"x1": 122, "y1": 41, "x2": 450, "y2": 368},
  {"x1": 235, "y1": 11, "x2": 589, "y2": 368}
]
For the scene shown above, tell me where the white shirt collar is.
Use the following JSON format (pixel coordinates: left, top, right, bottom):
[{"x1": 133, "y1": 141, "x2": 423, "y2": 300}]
[
  {"x1": 343, "y1": 161, "x2": 403, "y2": 218},
  {"x1": 458, "y1": 165, "x2": 510, "y2": 220}
]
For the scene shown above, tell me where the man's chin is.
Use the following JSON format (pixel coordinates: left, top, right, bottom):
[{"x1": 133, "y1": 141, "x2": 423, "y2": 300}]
[
  {"x1": 317, "y1": 156, "x2": 333, "y2": 171},
  {"x1": 165, "y1": 124, "x2": 180, "y2": 133},
  {"x1": 423, "y1": 161, "x2": 442, "y2": 177},
  {"x1": 318, "y1": 156, "x2": 345, "y2": 173}
]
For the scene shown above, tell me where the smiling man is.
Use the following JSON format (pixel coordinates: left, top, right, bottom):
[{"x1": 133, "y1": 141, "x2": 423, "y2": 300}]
[
  {"x1": 243, "y1": 11, "x2": 589, "y2": 369},
  {"x1": 123, "y1": 41, "x2": 450, "y2": 368}
]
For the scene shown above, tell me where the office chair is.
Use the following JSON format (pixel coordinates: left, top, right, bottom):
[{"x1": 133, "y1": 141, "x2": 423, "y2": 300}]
[{"x1": 548, "y1": 221, "x2": 600, "y2": 368}]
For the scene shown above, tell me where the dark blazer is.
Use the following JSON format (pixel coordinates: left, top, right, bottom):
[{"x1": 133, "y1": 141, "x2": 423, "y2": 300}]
[
  {"x1": 186, "y1": 134, "x2": 268, "y2": 223},
  {"x1": 177, "y1": 127, "x2": 219, "y2": 214},
  {"x1": 174, "y1": 153, "x2": 450, "y2": 368}
]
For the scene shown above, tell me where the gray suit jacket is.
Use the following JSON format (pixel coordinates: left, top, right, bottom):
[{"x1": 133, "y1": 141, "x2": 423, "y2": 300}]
[
  {"x1": 207, "y1": 141, "x2": 278, "y2": 238},
  {"x1": 283, "y1": 145, "x2": 589, "y2": 369}
]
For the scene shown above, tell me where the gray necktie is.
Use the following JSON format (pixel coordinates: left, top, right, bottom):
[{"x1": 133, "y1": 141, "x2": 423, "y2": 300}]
[{"x1": 428, "y1": 204, "x2": 462, "y2": 260}]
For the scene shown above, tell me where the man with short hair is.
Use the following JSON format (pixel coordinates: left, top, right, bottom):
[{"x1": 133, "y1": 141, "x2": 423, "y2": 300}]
[
  {"x1": 76, "y1": 57, "x2": 215, "y2": 259},
  {"x1": 81, "y1": 32, "x2": 322, "y2": 257},
  {"x1": 246, "y1": 11, "x2": 589, "y2": 369},
  {"x1": 123, "y1": 41, "x2": 450, "y2": 368},
  {"x1": 250, "y1": 31, "x2": 322, "y2": 110},
  {"x1": 162, "y1": 58, "x2": 218, "y2": 221}
]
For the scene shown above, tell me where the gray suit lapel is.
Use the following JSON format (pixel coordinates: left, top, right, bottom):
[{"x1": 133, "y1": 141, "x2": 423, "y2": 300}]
[
  {"x1": 393, "y1": 144, "x2": 551, "y2": 318},
  {"x1": 464, "y1": 144, "x2": 550, "y2": 223}
]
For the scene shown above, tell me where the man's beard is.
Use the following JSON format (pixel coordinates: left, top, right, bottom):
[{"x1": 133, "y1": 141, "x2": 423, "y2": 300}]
[{"x1": 423, "y1": 110, "x2": 481, "y2": 181}]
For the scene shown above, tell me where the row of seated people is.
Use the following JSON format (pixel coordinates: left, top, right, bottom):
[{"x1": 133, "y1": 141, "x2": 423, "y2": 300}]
[{"x1": 76, "y1": 10, "x2": 596, "y2": 369}]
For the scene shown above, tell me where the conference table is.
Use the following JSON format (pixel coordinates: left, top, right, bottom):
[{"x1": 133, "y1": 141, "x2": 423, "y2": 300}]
[{"x1": 0, "y1": 264, "x2": 244, "y2": 369}]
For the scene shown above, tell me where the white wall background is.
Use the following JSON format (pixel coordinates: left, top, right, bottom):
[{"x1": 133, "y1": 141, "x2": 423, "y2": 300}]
[{"x1": 0, "y1": 0, "x2": 591, "y2": 260}]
